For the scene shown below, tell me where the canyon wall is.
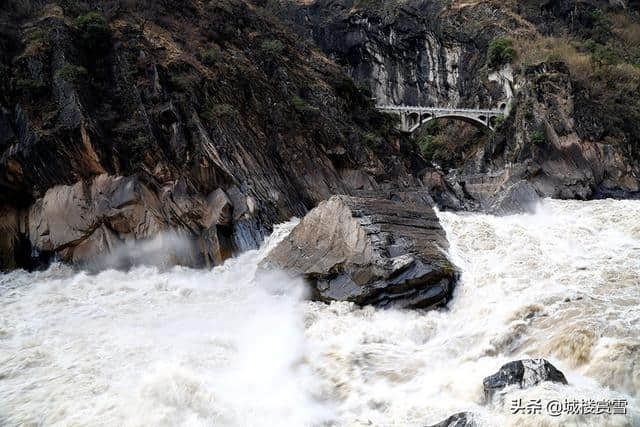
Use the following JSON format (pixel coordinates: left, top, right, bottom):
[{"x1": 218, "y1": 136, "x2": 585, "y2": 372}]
[
  {"x1": 271, "y1": 0, "x2": 640, "y2": 206},
  {"x1": 0, "y1": 1, "x2": 423, "y2": 270}
]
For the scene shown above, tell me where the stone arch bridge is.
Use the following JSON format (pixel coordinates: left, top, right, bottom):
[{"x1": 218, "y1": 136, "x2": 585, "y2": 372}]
[{"x1": 376, "y1": 105, "x2": 505, "y2": 132}]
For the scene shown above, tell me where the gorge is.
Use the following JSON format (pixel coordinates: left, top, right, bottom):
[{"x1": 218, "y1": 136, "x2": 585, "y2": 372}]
[
  {"x1": 0, "y1": 0, "x2": 639, "y2": 426},
  {"x1": 2, "y1": 0, "x2": 640, "y2": 269}
]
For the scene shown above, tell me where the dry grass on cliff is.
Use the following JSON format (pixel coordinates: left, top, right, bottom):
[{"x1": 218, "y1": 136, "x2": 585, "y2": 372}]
[
  {"x1": 515, "y1": 36, "x2": 590, "y2": 74},
  {"x1": 514, "y1": 35, "x2": 640, "y2": 91},
  {"x1": 513, "y1": 8, "x2": 640, "y2": 92},
  {"x1": 610, "y1": 13, "x2": 640, "y2": 45}
]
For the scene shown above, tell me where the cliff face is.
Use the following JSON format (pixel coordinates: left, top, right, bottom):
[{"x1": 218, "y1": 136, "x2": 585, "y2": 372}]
[
  {"x1": 271, "y1": 0, "x2": 640, "y2": 206},
  {"x1": 0, "y1": 0, "x2": 423, "y2": 270},
  {"x1": 268, "y1": 0, "x2": 509, "y2": 108}
]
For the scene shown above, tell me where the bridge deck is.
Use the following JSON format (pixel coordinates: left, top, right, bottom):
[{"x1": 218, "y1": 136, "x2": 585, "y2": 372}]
[{"x1": 376, "y1": 105, "x2": 502, "y2": 115}]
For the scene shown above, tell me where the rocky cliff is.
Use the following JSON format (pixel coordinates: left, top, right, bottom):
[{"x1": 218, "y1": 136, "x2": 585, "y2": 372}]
[
  {"x1": 268, "y1": 0, "x2": 511, "y2": 108},
  {"x1": 0, "y1": 0, "x2": 425, "y2": 270},
  {"x1": 2, "y1": 0, "x2": 639, "y2": 271},
  {"x1": 270, "y1": 0, "x2": 640, "y2": 206}
]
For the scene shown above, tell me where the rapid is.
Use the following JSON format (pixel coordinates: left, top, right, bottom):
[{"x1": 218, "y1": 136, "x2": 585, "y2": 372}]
[{"x1": 1, "y1": 199, "x2": 638, "y2": 426}]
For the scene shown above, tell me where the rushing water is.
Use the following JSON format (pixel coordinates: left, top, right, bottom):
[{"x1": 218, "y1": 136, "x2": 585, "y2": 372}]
[{"x1": 1, "y1": 199, "x2": 639, "y2": 426}]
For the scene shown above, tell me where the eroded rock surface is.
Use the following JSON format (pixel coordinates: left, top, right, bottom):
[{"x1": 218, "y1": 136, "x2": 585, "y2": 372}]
[
  {"x1": 22, "y1": 174, "x2": 238, "y2": 270},
  {"x1": 489, "y1": 180, "x2": 540, "y2": 215},
  {"x1": 261, "y1": 195, "x2": 458, "y2": 309},
  {"x1": 483, "y1": 359, "x2": 568, "y2": 401},
  {"x1": 427, "y1": 412, "x2": 479, "y2": 427}
]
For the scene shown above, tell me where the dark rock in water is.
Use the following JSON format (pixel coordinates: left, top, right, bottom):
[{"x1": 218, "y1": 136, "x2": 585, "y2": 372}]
[
  {"x1": 427, "y1": 412, "x2": 478, "y2": 427},
  {"x1": 483, "y1": 359, "x2": 568, "y2": 401},
  {"x1": 261, "y1": 195, "x2": 458, "y2": 309},
  {"x1": 490, "y1": 180, "x2": 540, "y2": 215}
]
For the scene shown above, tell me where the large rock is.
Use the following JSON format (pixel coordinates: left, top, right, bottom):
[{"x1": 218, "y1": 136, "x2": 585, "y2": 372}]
[
  {"x1": 489, "y1": 180, "x2": 540, "y2": 215},
  {"x1": 483, "y1": 359, "x2": 568, "y2": 401},
  {"x1": 261, "y1": 195, "x2": 458, "y2": 309},
  {"x1": 24, "y1": 174, "x2": 240, "y2": 270},
  {"x1": 427, "y1": 412, "x2": 478, "y2": 427}
]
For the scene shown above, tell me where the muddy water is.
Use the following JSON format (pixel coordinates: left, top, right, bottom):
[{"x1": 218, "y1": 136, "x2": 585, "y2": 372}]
[{"x1": 1, "y1": 200, "x2": 638, "y2": 426}]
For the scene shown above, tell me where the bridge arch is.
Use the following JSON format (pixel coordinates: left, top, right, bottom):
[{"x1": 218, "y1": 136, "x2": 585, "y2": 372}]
[
  {"x1": 376, "y1": 105, "x2": 504, "y2": 133},
  {"x1": 407, "y1": 113, "x2": 498, "y2": 133}
]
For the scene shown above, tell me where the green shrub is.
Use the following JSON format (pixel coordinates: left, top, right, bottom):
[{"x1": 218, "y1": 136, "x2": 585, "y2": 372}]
[
  {"x1": 416, "y1": 134, "x2": 449, "y2": 163},
  {"x1": 55, "y1": 64, "x2": 88, "y2": 82},
  {"x1": 15, "y1": 78, "x2": 47, "y2": 95},
  {"x1": 589, "y1": 8, "x2": 604, "y2": 21},
  {"x1": 260, "y1": 39, "x2": 284, "y2": 56},
  {"x1": 291, "y1": 95, "x2": 317, "y2": 113},
  {"x1": 530, "y1": 129, "x2": 546, "y2": 144},
  {"x1": 416, "y1": 135, "x2": 435, "y2": 159},
  {"x1": 524, "y1": 102, "x2": 535, "y2": 121},
  {"x1": 292, "y1": 95, "x2": 305, "y2": 108},
  {"x1": 362, "y1": 131, "x2": 383, "y2": 149},
  {"x1": 24, "y1": 29, "x2": 50, "y2": 55},
  {"x1": 198, "y1": 46, "x2": 223, "y2": 66},
  {"x1": 167, "y1": 61, "x2": 199, "y2": 92},
  {"x1": 204, "y1": 103, "x2": 237, "y2": 121},
  {"x1": 169, "y1": 74, "x2": 193, "y2": 91},
  {"x1": 586, "y1": 42, "x2": 622, "y2": 65},
  {"x1": 373, "y1": 112, "x2": 400, "y2": 136},
  {"x1": 74, "y1": 12, "x2": 111, "y2": 49},
  {"x1": 329, "y1": 75, "x2": 372, "y2": 111},
  {"x1": 487, "y1": 37, "x2": 517, "y2": 69}
]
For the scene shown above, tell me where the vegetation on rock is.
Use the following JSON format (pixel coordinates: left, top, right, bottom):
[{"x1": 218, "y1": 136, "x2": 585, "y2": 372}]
[
  {"x1": 529, "y1": 129, "x2": 546, "y2": 145},
  {"x1": 73, "y1": 11, "x2": 111, "y2": 50},
  {"x1": 487, "y1": 37, "x2": 517, "y2": 69}
]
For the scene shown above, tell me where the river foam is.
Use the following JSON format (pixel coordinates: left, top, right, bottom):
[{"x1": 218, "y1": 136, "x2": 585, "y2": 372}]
[{"x1": 1, "y1": 200, "x2": 638, "y2": 426}]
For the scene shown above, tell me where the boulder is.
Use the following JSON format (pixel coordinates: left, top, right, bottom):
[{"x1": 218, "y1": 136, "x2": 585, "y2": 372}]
[
  {"x1": 260, "y1": 195, "x2": 458, "y2": 309},
  {"x1": 427, "y1": 412, "x2": 478, "y2": 427},
  {"x1": 27, "y1": 175, "x2": 162, "y2": 253},
  {"x1": 483, "y1": 359, "x2": 568, "y2": 401},
  {"x1": 22, "y1": 174, "x2": 240, "y2": 270},
  {"x1": 490, "y1": 180, "x2": 540, "y2": 215}
]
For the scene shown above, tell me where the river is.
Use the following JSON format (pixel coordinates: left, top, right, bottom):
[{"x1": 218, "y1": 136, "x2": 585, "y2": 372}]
[{"x1": 1, "y1": 199, "x2": 638, "y2": 426}]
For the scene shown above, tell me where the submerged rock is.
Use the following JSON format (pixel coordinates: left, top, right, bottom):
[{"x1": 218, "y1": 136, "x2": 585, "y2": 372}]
[
  {"x1": 427, "y1": 412, "x2": 478, "y2": 427},
  {"x1": 483, "y1": 359, "x2": 568, "y2": 401},
  {"x1": 261, "y1": 195, "x2": 458, "y2": 309}
]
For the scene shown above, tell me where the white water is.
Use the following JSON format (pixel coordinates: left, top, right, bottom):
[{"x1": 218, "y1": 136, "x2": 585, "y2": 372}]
[{"x1": 1, "y1": 200, "x2": 639, "y2": 426}]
